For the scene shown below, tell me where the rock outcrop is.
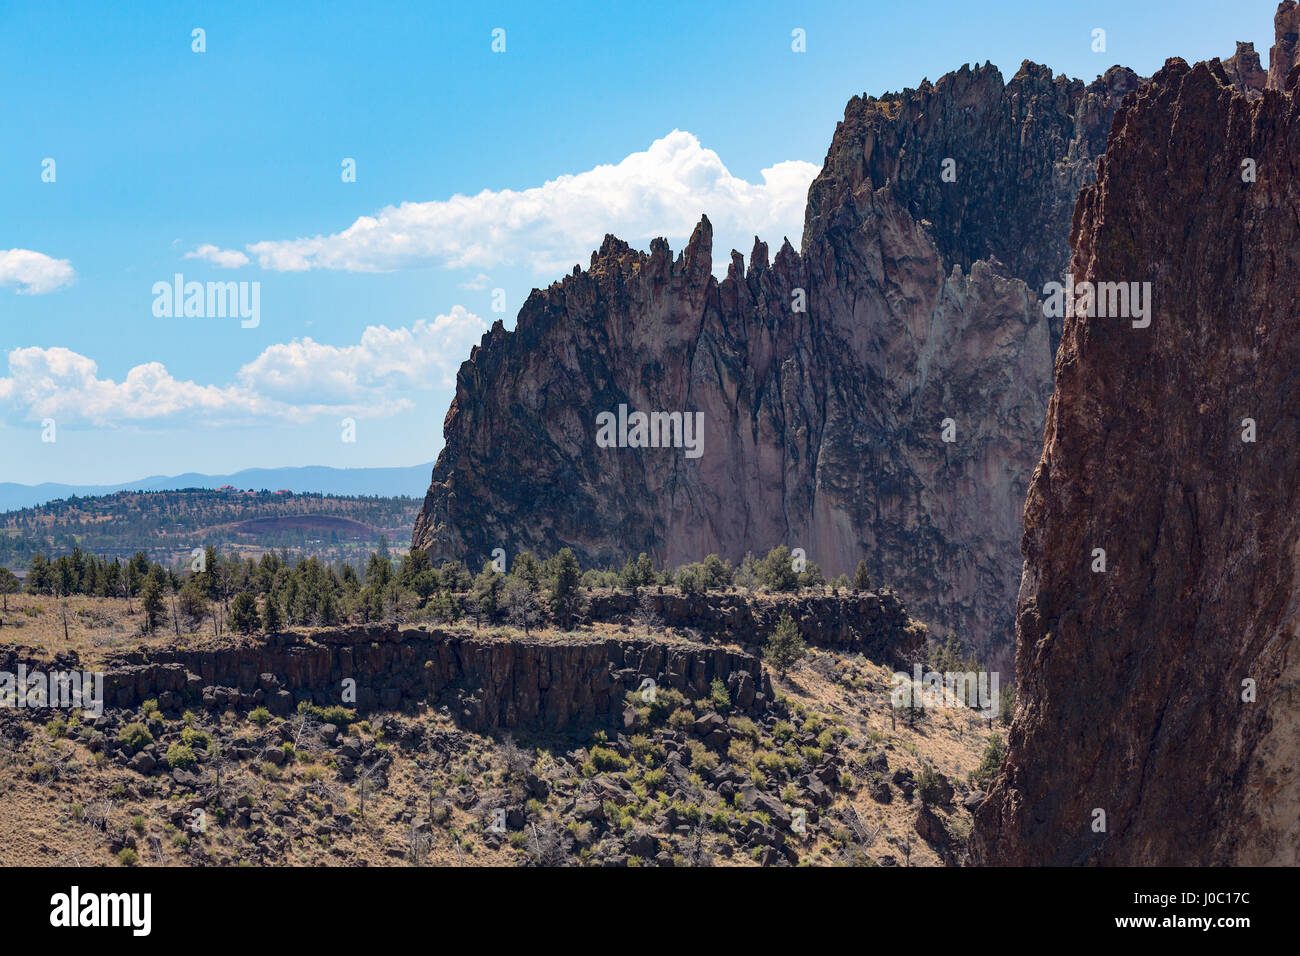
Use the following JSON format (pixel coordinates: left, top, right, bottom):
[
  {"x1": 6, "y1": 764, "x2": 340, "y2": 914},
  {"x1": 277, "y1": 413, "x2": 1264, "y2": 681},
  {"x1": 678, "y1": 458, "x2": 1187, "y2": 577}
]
[
  {"x1": 973, "y1": 30, "x2": 1300, "y2": 865},
  {"x1": 414, "y1": 62, "x2": 1139, "y2": 670},
  {"x1": 2, "y1": 631, "x2": 770, "y2": 734},
  {"x1": 585, "y1": 589, "x2": 923, "y2": 665}
]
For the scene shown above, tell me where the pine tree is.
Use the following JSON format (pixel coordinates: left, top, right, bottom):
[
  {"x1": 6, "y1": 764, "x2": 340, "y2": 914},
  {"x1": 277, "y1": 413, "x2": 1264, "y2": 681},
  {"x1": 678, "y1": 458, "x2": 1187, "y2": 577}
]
[
  {"x1": 757, "y1": 546, "x2": 798, "y2": 592},
  {"x1": 260, "y1": 595, "x2": 283, "y2": 632},
  {"x1": 141, "y1": 575, "x2": 166, "y2": 633},
  {"x1": 228, "y1": 592, "x2": 261, "y2": 634},
  {"x1": 471, "y1": 564, "x2": 504, "y2": 627},
  {"x1": 178, "y1": 581, "x2": 211, "y2": 631},
  {"x1": 548, "y1": 548, "x2": 583, "y2": 629},
  {"x1": 852, "y1": 560, "x2": 872, "y2": 591}
]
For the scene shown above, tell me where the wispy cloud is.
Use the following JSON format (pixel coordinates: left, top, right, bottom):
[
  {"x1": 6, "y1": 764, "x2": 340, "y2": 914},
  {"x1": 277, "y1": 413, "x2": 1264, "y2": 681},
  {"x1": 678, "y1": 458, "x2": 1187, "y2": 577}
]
[
  {"x1": 0, "y1": 307, "x2": 487, "y2": 427},
  {"x1": 201, "y1": 131, "x2": 816, "y2": 277},
  {"x1": 183, "y1": 244, "x2": 250, "y2": 269},
  {"x1": 0, "y1": 249, "x2": 76, "y2": 295}
]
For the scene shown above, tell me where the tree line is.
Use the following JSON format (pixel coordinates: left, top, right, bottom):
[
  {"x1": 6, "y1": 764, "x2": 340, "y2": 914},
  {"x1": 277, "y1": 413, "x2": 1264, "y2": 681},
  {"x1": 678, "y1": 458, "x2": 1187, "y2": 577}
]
[{"x1": 0, "y1": 544, "x2": 878, "y2": 639}]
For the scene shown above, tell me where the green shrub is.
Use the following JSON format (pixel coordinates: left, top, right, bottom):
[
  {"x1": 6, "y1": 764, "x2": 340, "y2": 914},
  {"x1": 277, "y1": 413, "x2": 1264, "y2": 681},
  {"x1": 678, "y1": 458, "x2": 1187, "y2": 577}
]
[
  {"x1": 588, "y1": 746, "x2": 629, "y2": 772},
  {"x1": 971, "y1": 733, "x2": 1006, "y2": 789},
  {"x1": 116, "y1": 849, "x2": 138, "y2": 866},
  {"x1": 117, "y1": 722, "x2": 153, "y2": 753},
  {"x1": 180, "y1": 726, "x2": 211, "y2": 750},
  {"x1": 667, "y1": 707, "x2": 695, "y2": 731},
  {"x1": 165, "y1": 742, "x2": 197, "y2": 770},
  {"x1": 248, "y1": 706, "x2": 272, "y2": 726},
  {"x1": 916, "y1": 763, "x2": 945, "y2": 805},
  {"x1": 709, "y1": 678, "x2": 731, "y2": 713}
]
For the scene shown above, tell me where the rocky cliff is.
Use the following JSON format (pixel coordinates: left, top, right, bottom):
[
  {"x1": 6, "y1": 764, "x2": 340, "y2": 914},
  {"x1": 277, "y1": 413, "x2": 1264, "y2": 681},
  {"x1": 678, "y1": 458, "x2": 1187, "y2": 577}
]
[
  {"x1": 3, "y1": 630, "x2": 770, "y2": 734},
  {"x1": 585, "y1": 588, "x2": 923, "y2": 664},
  {"x1": 414, "y1": 62, "x2": 1139, "y2": 671},
  {"x1": 973, "y1": 18, "x2": 1300, "y2": 864}
]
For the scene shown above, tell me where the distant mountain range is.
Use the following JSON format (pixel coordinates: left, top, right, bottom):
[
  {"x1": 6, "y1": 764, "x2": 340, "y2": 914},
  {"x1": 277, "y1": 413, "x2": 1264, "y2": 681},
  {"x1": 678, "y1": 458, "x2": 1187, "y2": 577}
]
[{"x1": 0, "y1": 463, "x2": 435, "y2": 512}]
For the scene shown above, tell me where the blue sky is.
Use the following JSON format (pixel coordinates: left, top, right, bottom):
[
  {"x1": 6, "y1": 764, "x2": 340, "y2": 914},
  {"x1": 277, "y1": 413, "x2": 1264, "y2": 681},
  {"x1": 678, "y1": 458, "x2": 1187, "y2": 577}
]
[{"x1": 0, "y1": 0, "x2": 1273, "y2": 485}]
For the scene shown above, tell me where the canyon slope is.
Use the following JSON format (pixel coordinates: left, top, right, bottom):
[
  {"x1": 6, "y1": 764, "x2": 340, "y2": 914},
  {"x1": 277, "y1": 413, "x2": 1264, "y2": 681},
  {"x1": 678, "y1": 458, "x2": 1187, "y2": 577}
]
[
  {"x1": 973, "y1": 11, "x2": 1300, "y2": 865},
  {"x1": 414, "y1": 62, "x2": 1139, "y2": 669}
]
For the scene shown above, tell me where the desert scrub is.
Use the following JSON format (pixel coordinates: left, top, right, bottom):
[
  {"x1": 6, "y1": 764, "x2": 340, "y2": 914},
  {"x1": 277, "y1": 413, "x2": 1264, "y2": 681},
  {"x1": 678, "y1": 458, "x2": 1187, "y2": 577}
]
[
  {"x1": 709, "y1": 678, "x2": 731, "y2": 712},
  {"x1": 248, "y1": 706, "x2": 272, "y2": 726},
  {"x1": 118, "y1": 722, "x2": 153, "y2": 753},
  {"x1": 180, "y1": 726, "x2": 211, "y2": 750},
  {"x1": 629, "y1": 735, "x2": 665, "y2": 764},
  {"x1": 726, "y1": 739, "x2": 754, "y2": 765},
  {"x1": 667, "y1": 707, "x2": 695, "y2": 732},
  {"x1": 916, "y1": 763, "x2": 944, "y2": 805},
  {"x1": 686, "y1": 741, "x2": 717, "y2": 771},
  {"x1": 755, "y1": 750, "x2": 785, "y2": 775},
  {"x1": 165, "y1": 742, "x2": 196, "y2": 769},
  {"x1": 588, "y1": 746, "x2": 629, "y2": 772},
  {"x1": 727, "y1": 715, "x2": 759, "y2": 742},
  {"x1": 116, "y1": 849, "x2": 138, "y2": 866}
]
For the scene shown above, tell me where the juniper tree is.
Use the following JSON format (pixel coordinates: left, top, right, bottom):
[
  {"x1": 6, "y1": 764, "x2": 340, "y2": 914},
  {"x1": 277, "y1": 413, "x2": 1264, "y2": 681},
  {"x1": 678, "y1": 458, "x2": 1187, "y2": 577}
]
[
  {"x1": 548, "y1": 548, "x2": 583, "y2": 628},
  {"x1": 228, "y1": 591, "x2": 261, "y2": 634},
  {"x1": 763, "y1": 612, "x2": 806, "y2": 676},
  {"x1": 0, "y1": 567, "x2": 18, "y2": 612}
]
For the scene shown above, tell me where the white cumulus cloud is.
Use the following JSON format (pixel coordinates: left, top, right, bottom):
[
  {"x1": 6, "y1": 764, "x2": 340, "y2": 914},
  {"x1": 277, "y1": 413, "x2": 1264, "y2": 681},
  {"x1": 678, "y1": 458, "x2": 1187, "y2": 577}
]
[
  {"x1": 237, "y1": 305, "x2": 488, "y2": 400},
  {"x1": 0, "y1": 307, "x2": 488, "y2": 427},
  {"x1": 184, "y1": 244, "x2": 251, "y2": 268},
  {"x1": 240, "y1": 131, "x2": 818, "y2": 276},
  {"x1": 0, "y1": 249, "x2": 76, "y2": 294}
]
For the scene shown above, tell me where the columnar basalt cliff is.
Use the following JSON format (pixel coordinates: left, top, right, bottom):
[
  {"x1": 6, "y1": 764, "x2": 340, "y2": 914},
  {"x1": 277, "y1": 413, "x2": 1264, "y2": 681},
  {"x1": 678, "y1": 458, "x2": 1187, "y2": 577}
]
[
  {"x1": 2, "y1": 631, "x2": 771, "y2": 734},
  {"x1": 585, "y1": 589, "x2": 923, "y2": 665},
  {"x1": 973, "y1": 27, "x2": 1300, "y2": 865},
  {"x1": 414, "y1": 62, "x2": 1139, "y2": 670}
]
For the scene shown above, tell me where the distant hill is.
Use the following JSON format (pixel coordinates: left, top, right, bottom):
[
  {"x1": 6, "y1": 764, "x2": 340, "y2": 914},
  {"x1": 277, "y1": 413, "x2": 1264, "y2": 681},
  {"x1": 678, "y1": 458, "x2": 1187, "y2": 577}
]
[
  {"x1": 0, "y1": 463, "x2": 435, "y2": 512},
  {"x1": 0, "y1": 487, "x2": 423, "y2": 568}
]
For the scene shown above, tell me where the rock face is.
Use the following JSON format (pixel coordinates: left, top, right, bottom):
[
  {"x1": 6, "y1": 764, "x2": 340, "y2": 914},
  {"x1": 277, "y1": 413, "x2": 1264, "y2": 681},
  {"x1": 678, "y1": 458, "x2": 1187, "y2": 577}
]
[
  {"x1": 414, "y1": 61, "x2": 1139, "y2": 670},
  {"x1": 585, "y1": 589, "x2": 923, "y2": 665},
  {"x1": 973, "y1": 39, "x2": 1300, "y2": 865},
  {"x1": 5, "y1": 631, "x2": 770, "y2": 734},
  {"x1": 1268, "y1": 0, "x2": 1300, "y2": 90}
]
